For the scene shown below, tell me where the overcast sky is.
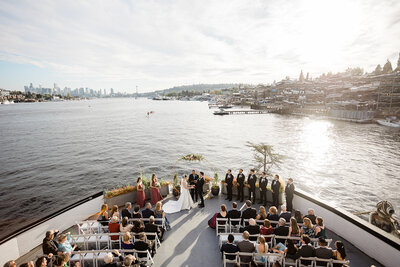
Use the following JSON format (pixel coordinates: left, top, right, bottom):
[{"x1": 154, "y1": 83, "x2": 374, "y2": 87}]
[{"x1": 1, "y1": 0, "x2": 400, "y2": 92}]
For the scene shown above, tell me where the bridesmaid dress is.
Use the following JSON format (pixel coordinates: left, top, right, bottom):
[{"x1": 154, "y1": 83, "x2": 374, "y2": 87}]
[
  {"x1": 136, "y1": 182, "x2": 145, "y2": 208},
  {"x1": 150, "y1": 180, "x2": 163, "y2": 205}
]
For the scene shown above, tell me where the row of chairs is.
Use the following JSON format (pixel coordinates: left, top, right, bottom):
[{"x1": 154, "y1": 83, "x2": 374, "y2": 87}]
[
  {"x1": 218, "y1": 233, "x2": 332, "y2": 250},
  {"x1": 76, "y1": 218, "x2": 166, "y2": 234},
  {"x1": 69, "y1": 249, "x2": 153, "y2": 267},
  {"x1": 71, "y1": 232, "x2": 161, "y2": 253},
  {"x1": 216, "y1": 218, "x2": 304, "y2": 236},
  {"x1": 222, "y1": 252, "x2": 349, "y2": 267}
]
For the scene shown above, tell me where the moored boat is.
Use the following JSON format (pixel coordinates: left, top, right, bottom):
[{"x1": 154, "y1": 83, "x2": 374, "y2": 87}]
[{"x1": 377, "y1": 117, "x2": 400, "y2": 128}]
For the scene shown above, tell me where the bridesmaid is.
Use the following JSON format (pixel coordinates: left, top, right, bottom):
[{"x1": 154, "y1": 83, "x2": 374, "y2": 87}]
[
  {"x1": 136, "y1": 177, "x2": 145, "y2": 208},
  {"x1": 150, "y1": 173, "x2": 163, "y2": 205}
]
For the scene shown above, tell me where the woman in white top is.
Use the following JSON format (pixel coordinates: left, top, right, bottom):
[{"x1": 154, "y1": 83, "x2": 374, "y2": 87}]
[
  {"x1": 120, "y1": 217, "x2": 133, "y2": 233},
  {"x1": 163, "y1": 176, "x2": 195, "y2": 214}
]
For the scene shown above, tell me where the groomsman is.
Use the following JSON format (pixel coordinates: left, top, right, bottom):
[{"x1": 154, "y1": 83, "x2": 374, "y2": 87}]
[
  {"x1": 285, "y1": 178, "x2": 295, "y2": 211},
  {"x1": 247, "y1": 169, "x2": 257, "y2": 204},
  {"x1": 225, "y1": 169, "x2": 234, "y2": 201},
  {"x1": 188, "y1": 170, "x2": 199, "y2": 202},
  {"x1": 236, "y1": 169, "x2": 245, "y2": 202},
  {"x1": 196, "y1": 172, "x2": 205, "y2": 208},
  {"x1": 258, "y1": 172, "x2": 268, "y2": 206},
  {"x1": 271, "y1": 174, "x2": 281, "y2": 208}
]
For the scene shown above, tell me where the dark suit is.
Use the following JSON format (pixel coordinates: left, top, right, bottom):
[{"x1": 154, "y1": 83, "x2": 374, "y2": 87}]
[
  {"x1": 241, "y1": 207, "x2": 257, "y2": 225},
  {"x1": 304, "y1": 214, "x2": 317, "y2": 224},
  {"x1": 247, "y1": 174, "x2": 257, "y2": 203},
  {"x1": 228, "y1": 209, "x2": 241, "y2": 226},
  {"x1": 271, "y1": 179, "x2": 281, "y2": 207},
  {"x1": 259, "y1": 176, "x2": 268, "y2": 205},
  {"x1": 121, "y1": 208, "x2": 132, "y2": 219},
  {"x1": 188, "y1": 173, "x2": 199, "y2": 201},
  {"x1": 42, "y1": 238, "x2": 59, "y2": 255},
  {"x1": 237, "y1": 240, "x2": 255, "y2": 263},
  {"x1": 225, "y1": 173, "x2": 234, "y2": 201},
  {"x1": 296, "y1": 244, "x2": 315, "y2": 265},
  {"x1": 144, "y1": 222, "x2": 163, "y2": 241},
  {"x1": 104, "y1": 255, "x2": 123, "y2": 267},
  {"x1": 142, "y1": 208, "x2": 154, "y2": 218},
  {"x1": 133, "y1": 240, "x2": 151, "y2": 258},
  {"x1": 285, "y1": 183, "x2": 295, "y2": 211},
  {"x1": 279, "y1": 211, "x2": 291, "y2": 222},
  {"x1": 274, "y1": 225, "x2": 289, "y2": 244},
  {"x1": 236, "y1": 172, "x2": 245, "y2": 201},
  {"x1": 220, "y1": 243, "x2": 239, "y2": 260},
  {"x1": 243, "y1": 225, "x2": 260, "y2": 241},
  {"x1": 314, "y1": 246, "x2": 333, "y2": 266},
  {"x1": 196, "y1": 176, "x2": 205, "y2": 207}
]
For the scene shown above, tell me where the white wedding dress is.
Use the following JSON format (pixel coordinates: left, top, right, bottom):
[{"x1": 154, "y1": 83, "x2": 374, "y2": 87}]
[{"x1": 163, "y1": 179, "x2": 194, "y2": 214}]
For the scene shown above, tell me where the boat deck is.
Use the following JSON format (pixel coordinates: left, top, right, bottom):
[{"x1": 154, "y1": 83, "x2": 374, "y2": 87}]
[{"x1": 16, "y1": 194, "x2": 384, "y2": 266}]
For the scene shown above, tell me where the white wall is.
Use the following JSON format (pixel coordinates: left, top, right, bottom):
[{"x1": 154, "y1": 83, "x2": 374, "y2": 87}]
[
  {"x1": 0, "y1": 195, "x2": 103, "y2": 266},
  {"x1": 293, "y1": 189, "x2": 400, "y2": 267}
]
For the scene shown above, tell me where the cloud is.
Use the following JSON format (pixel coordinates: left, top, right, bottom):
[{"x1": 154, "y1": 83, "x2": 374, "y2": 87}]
[{"x1": 0, "y1": 0, "x2": 400, "y2": 91}]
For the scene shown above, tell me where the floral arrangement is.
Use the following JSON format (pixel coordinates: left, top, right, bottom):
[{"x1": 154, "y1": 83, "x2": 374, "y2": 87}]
[
  {"x1": 159, "y1": 179, "x2": 171, "y2": 186},
  {"x1": 105, "y1": 185, "x2": 137, "y2": 199},
  {"x1": 205, "y1": 176, "x2": 212, "y2": 183},
  {"x1": 212, "y1": 172, "x2": 220, "y2": 188},
  {"x1": 180, "y1": 153, "x2": 204, "y2": 162}
]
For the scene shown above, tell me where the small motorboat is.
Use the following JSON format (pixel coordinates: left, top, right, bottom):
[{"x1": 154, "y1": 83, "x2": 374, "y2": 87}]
[
  {"x1": 213, "y1": 109, "x2": 229, "y2": 115},
  {"x1": 377, "y1": 117, "x2": 400, "y2": 128}
]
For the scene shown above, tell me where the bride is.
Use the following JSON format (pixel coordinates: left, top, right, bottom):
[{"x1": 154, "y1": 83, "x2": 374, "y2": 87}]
[{"x1": 163, "y1": 175, "x2": 195, "y2": 214}]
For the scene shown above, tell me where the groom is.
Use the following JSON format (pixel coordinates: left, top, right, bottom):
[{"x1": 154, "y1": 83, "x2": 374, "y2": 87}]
[
  {"x1": 196, "y1": 172, "x2": 205, "y2": 208},
  {"x1": 188, "y1": 170, "x2": 199, "y2": 202}
]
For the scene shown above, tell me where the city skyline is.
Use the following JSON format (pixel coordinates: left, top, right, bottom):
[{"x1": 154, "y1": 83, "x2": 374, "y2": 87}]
[{"x1": 1, "y1": 0, "x2": 400, "y2": 93}]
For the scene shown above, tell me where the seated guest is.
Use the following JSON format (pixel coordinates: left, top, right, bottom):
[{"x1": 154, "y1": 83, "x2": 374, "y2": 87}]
[
  {"x1": 242, "y1": 218, "x2": 260, "y2": 241},
  {"x1": 35, "y1": 256, "x2": 47, "y2": 267},
  {"x1": 132, "y1": 205, "x2": 142, "y2": 219},
  {"x1": 300, "y1": 217, "x2": 315, "y2": 237},
  {"x1": 217, "y1": 204, "x2": 228, "y2": 225},
  {"x1": 304, "y1": 208, "x2": 317, "y2": 224},
  {"x1": 314, "y1": 217, "x2": 327, "y2": 238},
  {"x1": 279, "y1": 205, "x2": 291, "y2": 222},
  {"x1": 256, "y1": 206, "x2": 268, "y2": 221},
  {"x1": 254, "y1": 236, "x2": 268, "y2": 263},
  {"x1": 110, "y1": 205, "x2": 120, "y2": 219},
  {"x1": 294, "y1": 209, "x2": 303, "y2": 224},
  {"x1": 122, "y1": 255, "x2": 136, "y2": 267},
  {"x1": 142, "y1": 202, "x2": 155, "y2": 218},
  {"x1": 19, "y1": 262, "x2": 34, "y2": 267},
  {"x1": 120, "y1": 217, "x2": 133, "y2": 233},
  {"x1": 274, "y1": 218, "x2": 289, "y2": 244},
  {"x1": 108, "y1": 216, "x2": 121, "y2": 241},
  {"x1": 220, "y1": 234, "x2": 239, "y2": 260},
  {"x1": 144, "y1": 216, "x2": 164, "y2": 242},
  {"x1": 241, "y1": 200, "x2": 257, "y2": 225},
  {"x1": 54, "y1": 255, "x2": 69, "y2": 267},
  {"x1": 288, "y1": 217, "x2": 301, "y2": 237},
  {"x1": 295, "y1": 235, "x2": 314, "y2": 266},
  {"x1": 3, "y1": 260, "x2": 16, "y2": 267},
  {"x1": 237, "y1": 231, "x2": 256, "y2": 264},
  {"x1": 333, "y1": 241, "x2": 347, "y2": 267},
  {"x1": 132, "y1": 220, "x2": 145, "y2": 238},
  {"x1": 284, "y1": 239, "x2": 298, "y2": 262},
  {"x1": 104, "y1": 250, "x2": 124, "y2": 267},
  {"x1": 260, "y1": 219, "x2": 274, "y2": 242},
  {"x1": 133, "y1": 232, "x2": 153, "y2": 258},
  {"x1": 314, "y1": 237, "x2": 333, "y2": 266},
  {"x1": 227, "y1": 202, "x2": 241, "y2": 226},
  {"x1": 267, "y1": 206, "x2": 279, "y2": 227},
  {"x1": 154, "y1": 201, "x2": 170, "y2": 230},
  {"x1": 57, "y1": 233, "x2": 76, "y2": 253},
  {"x1": 121, "y1": 232, "x2": 135, "y2": 254},
  {"x1": 121, "y1": 202, "x2": 132, "y2": 219},
  {"x1": 96, "y1": 204, "x2": 110, "y2": 226},
  {"x1": 42, "y1": 229, "x2": 60, "y2": 255}
]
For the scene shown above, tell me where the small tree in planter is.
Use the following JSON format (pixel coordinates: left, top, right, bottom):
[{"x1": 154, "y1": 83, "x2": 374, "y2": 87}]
[{"x1": 211, "y1": 172, "x2": 220, "y2": 196}]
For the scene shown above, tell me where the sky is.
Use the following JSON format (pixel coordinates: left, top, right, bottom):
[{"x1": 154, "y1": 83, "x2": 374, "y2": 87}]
[{"x1": 1, "y1": 0, "x2": 400, "y2": 93}]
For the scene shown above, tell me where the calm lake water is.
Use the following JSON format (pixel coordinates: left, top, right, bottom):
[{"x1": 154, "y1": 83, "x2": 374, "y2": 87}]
[{"x1": 0, "y1": 98, "x2": 399, "y2": 240}]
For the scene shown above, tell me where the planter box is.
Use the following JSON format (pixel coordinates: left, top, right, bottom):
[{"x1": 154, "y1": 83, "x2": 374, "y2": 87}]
[
  {"x1": 221, "y1": 183, "x2": 283, "y2": 205},
  {"x1": 105, "y1": 191, "x2": 137, "y2": 208}
]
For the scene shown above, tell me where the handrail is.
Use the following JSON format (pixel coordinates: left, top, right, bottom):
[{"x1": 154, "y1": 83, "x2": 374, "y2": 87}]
[{"x1": 0, "y1": 191, "x2": 103, "y2": 245}]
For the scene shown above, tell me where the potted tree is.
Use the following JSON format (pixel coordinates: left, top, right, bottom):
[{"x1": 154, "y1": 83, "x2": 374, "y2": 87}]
[{"x1": 211, "y1": 172, "x2": 220, "y2": 196}]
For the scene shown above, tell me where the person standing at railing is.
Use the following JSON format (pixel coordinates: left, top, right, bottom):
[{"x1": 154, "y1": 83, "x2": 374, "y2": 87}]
[
  {"x1": 285, "y1": 178, "x2": 295, "y2": 212},
  {"x1": 271, "y1": 175, "x2": 281, "y2": 208},
  {"x1": 150, "y1": 174, "x2": 163, "y2": 205},
  {"x1": 236, "y1": 169, "x2": 245, "y2": 202},
  {"x1": 136, "y1": 177, "x2": 146, "y2": 208},
  {"x1": 225, "y1": 169, "x2": 234, "y2": 201}
]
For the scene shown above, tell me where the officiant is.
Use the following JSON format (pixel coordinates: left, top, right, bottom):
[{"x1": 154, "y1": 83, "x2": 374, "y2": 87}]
[{"x1": 188, "y1": 170, "x2": 199, "y2": 202}]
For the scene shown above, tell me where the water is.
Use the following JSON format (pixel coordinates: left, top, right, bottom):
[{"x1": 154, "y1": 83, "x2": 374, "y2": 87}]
[{"x1": 0, "y1": 98, "x2": 399, "y2": 240}]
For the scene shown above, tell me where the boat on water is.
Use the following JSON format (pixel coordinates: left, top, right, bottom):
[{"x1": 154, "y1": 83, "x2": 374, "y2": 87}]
[
  {"x1": 1, "y1": 100, "x2": 11, "y2": 104},
  {"x1": 213, "y1": 109, "x2": 229, "y2": 115},
  {"x1": 376, "y1": 117, "x2": 400, "y2": 128},
  {"x1": 218, "y1": 104, "x2": 233, "y2": 109},
  {"x1": 1, "y1": 186, "x2": 398, "y2": 267}
]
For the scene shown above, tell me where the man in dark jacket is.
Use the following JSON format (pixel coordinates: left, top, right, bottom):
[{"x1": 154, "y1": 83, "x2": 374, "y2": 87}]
[
  {"x1": 285, "y1": 178, "x2": 295, "y2": 211},
  {"x1": 247, "y1": 169, "x2": 257, "y2": 203},
  {"x1": 314, "y1": 237, "x2": 333, "y2": 266},
  {"x1": 42, "y1": 230, "x2": 61, "y2": 255},
  {"x1": 196, "y1": 172, "x2": 205, "y2": 207},
  {"x1": 236, "y1": 169, "x2": 245, "y2": 202},
  {"x1": 258, "y1": 172, "x2": 268, "y2": 206},
  {"x1": 242, "y1": 218, "x2": 260, "y2": 241},
  {"x1": 121, "y1": 202, "x2": 132, "y2": 219},
  {"x1": 134, "y1": 232, "x2": 153, "y2": 257},
  {"x1": 142, "y1": 202, "x2": 155, "y2": 218},
  {"x1": 144, "y1": 216, "x2": 163, "y2": 241},
  {"x1": 274, "y1": 218, "x2": 289, "y2": 244},
  {"x1": 295, "y1": 235, "x2": 315, "y2": 265},
  {"x1": 220, "y1": 234, "x2": 239, "y2": 260},
  {"x1": 225, "y1": 169, "x2": 234, "y2": 201},
  {"x1": 241, "y1": 200, "x2": 257, "y2": 225},
  {"x1": 104, "y1": 250, "x2": 124, "y2": 267},
  {"x1": 271, "y1": 174, "x2": 281, "y2": 208},
  {"x1": 188, "y1": 170, "x2": 199, "y2": 202}
]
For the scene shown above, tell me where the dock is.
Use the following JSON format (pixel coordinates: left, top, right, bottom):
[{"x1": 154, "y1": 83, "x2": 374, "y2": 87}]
[{"x1": 214, "y1": 109, "x2": 271, "y2": 115}]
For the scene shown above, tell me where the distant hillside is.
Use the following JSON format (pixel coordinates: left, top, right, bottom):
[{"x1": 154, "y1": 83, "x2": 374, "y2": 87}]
[{"x1": 141, "y1": 83, "x2": 240, "y2": 96}]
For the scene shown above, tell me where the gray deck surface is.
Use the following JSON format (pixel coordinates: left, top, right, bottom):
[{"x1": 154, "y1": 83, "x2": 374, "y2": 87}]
[
  {"x1": 155, "y1": 194, "x2": 383, "y2": 267},
  {"x1": 16, "y1": 195, "x2": 384, "y2": 267}
]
